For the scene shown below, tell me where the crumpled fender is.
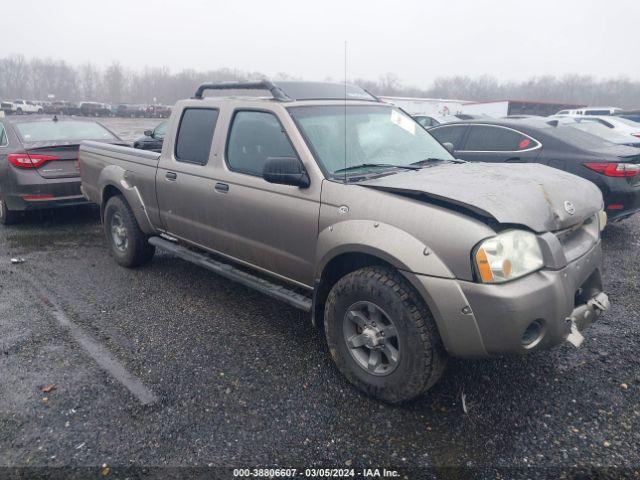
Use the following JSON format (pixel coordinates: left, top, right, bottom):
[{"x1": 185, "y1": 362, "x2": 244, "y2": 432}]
[
  {"x1": 315, "y1": 219, "x2": 455, "y2": 279},
  {"x1": 98, "y1": 164, "x2": 155, "y2": 235}
]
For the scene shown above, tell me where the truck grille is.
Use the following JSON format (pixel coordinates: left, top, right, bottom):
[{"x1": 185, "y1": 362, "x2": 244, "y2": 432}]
[{"x1": 554, "y1": 214, "x2": 599, "y2": 263}]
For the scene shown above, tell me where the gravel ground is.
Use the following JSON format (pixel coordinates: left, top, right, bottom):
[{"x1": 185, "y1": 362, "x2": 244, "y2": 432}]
[{"x1": 0, "y1": 120, "x2": 639, "y2": 477}]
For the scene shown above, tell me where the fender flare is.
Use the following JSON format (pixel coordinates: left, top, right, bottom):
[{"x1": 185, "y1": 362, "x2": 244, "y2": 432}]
[
  {"x1": 315, "y1": 219, "x2": 454, "y2": 280},
  {"x1": 98, "y1": 165, "x2": 155, "y2": 235}
]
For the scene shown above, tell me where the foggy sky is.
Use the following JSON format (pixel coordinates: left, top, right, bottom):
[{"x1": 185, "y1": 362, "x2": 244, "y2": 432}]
[{"x1": 7, "y1": 0, "x2": 638, "y2": 87}]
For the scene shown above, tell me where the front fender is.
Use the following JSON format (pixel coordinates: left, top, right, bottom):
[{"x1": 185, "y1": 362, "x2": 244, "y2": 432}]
[
  {"x1": 98, "y1": 165, "x2": 155, "y2": 235},
  {"x1": 315, "y1": 220, "x2": 454, "y2": 279}
]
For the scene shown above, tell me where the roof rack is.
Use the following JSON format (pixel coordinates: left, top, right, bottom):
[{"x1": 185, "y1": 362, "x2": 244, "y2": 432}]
[
  {"x1": 193, "y1": 80, "x2": 290, "y2": 101},
  {"x1": 193, "y1": 80, "x2": 380, "y2": 103}
]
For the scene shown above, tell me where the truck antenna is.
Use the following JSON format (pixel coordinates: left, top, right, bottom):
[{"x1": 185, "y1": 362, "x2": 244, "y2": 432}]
[{"x1": 344, "y1": 40, "x2": 347, "y2": 184}]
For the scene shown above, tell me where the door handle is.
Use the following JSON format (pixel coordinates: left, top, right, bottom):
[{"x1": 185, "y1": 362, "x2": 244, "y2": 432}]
[
  {"x1": 214, "y1": 182, "x2": 229, "y2": 193},
  {"x1": 505, "y1": 157, "x2": 524, "y2": 163},
  {"x1": 165, "y1": 172, "x2": 177, "y2": 180}
]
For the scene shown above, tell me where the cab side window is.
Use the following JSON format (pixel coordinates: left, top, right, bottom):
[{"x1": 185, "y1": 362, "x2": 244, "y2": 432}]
[
  {"x1": 226, "y1": 111, "x2": 297, "y2": 176},
  {"x1": 174, "y1": 108, "x2": 219, "y2": 165},
  {"x1": 429, "y1": 125, "x2": 468, "y2": 150},
  {"x1": 464, "y1": 125, "x2": 538, "y2": 152}
]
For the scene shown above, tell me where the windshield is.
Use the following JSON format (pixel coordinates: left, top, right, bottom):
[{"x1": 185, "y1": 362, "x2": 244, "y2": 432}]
[
  {"x1": 288, "y1": 105, "x2": 453, "y2": 178},
  {"x1": 14, "y1": 120, "x2": 116, "y2": 143},
  {"x1": 154, "y1": 121, "x2": 168, "y2": 139}
]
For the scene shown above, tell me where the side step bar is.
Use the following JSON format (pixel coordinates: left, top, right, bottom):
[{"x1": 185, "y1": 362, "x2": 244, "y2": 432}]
[{"x1": 148, "y1": 237, "x2": 312, "y2": 312}]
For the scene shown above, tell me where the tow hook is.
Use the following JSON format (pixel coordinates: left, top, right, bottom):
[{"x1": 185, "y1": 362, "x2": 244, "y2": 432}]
[
  {"x1": 589, "y1": 292, "x2": 610, "y2": 312},
  {"x1": 565, "y1": 292, "x2": 610, "y2": 348}
]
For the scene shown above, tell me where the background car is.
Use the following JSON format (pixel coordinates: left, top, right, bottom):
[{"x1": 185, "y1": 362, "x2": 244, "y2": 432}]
[
  {"x1": 79, "y1": 102, "x2": 112, "y2": 117},
  {"x1": 0, "y1": 115, "x2": 126, "y2": 224},
  {"x1": 144, "y1": 104, "x2": 171, "y2": 118},
  {"x1": 116, "y1": 104, "x2": 145, "y2": 117},
  {"x1": 556, "y1": 115, "x2": 640, "y2": 142},
  {"x1": 413, "y1": 114, "x2": 460, "y2": 128},
  {"x1": 553, "y1": 117, "x2": 640, "y2": 148},
  {"x1": 1, "y1": 101, "x2": 13, "y2": 114},
  {"x1": 429, "y1": 118, "x2": 640, "y2": 221},
  {"x1": 133, "y1": 120, "x2": 167, "y2": 152},
  {"x1": 556, "y1": 107, "x2": 623, "y2": 116},
  {"x1": 12, "y1": 100, "x2": 42, "y2": 114}
]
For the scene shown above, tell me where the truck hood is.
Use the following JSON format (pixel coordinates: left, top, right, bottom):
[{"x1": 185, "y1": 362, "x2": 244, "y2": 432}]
[{"x1": 359, "y1": 162, "x2": 603, "y2": 233}]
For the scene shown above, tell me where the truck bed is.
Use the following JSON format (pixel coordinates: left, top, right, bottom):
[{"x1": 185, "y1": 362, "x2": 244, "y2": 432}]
[{"x1": 80, "y1": 140, "x2": 162, "y2": 231}]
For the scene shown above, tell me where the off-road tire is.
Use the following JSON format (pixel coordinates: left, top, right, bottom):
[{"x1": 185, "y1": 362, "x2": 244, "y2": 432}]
[
  {"x1": 324, "y1": 266, "x2": 446, "y2": 403},
  {"x1": 0, "y1": 197, "x2": 20, "y2": 225},
  {"x1": 103, "y1": 195, "x2": 155, "y2": 267}
]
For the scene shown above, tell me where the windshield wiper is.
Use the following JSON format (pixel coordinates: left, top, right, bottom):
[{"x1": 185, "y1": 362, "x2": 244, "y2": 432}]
[
  {"x1": 334, "y1": 163, "x2": 421, "y2": 174},
  {"x1": 410, "y1": 157, "x2": 464, "y2": 166}
]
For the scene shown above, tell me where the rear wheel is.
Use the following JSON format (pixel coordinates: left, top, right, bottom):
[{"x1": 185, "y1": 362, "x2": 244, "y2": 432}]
[
  {"x1": 324, "y1": 266, "x2": 446, "y2": 403},
  {"x1": 103, "y1": 195, "x2": 155, "y2": 267},
  {"x1": 0, "y1": 197, "x2": 20, "y2": 225}
]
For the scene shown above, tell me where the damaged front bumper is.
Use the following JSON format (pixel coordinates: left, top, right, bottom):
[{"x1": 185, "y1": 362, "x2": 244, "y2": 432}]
[
  {"x1": 565, "y1": 291, "x2": 610, "y2": 347},
  {"x1": 409, "y1": 240, "x2": 608, "y2": 358}
]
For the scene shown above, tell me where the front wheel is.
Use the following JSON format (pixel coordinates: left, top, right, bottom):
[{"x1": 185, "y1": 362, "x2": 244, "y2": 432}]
[
  {"x1": 324, "y1": 266, "x2": 446, "y2": 403},
  {"x1": 103, "y1": 195, "x2": 155, "y2": 267}
]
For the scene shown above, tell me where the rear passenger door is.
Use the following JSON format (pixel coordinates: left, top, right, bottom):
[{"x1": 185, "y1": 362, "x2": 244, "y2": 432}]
[
  {"x1": 214, "y1": 109, "x2": 321, "y2": 287},
  {"x1": 155, "y1": 107, "x2": 228, "y2": 250},
  {"x1": 455, "y1": 125, "x2": 542, "y2": 163}
]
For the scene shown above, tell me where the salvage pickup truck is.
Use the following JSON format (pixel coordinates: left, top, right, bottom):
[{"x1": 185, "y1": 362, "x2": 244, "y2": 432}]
[{"x1": 80, "y1": 81, "x2": 610, "y2": 403}]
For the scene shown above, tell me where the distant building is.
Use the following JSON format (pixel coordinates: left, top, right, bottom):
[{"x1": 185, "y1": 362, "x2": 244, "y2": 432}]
[
  {"x1": 460, "y1": 100, "x2": 586, "y2": 117},
  {"x1": 378, "y1": 96, "x2": 473, "y2": 116}
]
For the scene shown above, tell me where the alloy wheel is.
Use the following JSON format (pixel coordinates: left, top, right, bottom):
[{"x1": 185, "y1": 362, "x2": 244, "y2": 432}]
[{"x1": 342, "y1": 301, "x2": 401, "y2": 376}]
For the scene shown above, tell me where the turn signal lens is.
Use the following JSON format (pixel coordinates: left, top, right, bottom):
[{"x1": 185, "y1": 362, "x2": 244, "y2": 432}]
[
  {"x1": 8, "y1": 153, "x2": 60, "y2": 169},
  {"x1": 474, "y1": 230, "x2": 544, "y2": 284},
  {"x1": 584, "y1": 162, "x2": 640, "y2": 177}
]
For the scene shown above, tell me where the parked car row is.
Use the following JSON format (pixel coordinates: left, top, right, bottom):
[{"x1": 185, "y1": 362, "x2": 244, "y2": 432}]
[{"x1": 1, "y1": 99, "x2": 172, "y2": 118}]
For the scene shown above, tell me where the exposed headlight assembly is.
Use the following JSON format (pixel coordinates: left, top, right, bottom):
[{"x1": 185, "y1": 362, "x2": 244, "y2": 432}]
[{"x1": 474, "y1": 230, "x2": 544, "y2": 284}]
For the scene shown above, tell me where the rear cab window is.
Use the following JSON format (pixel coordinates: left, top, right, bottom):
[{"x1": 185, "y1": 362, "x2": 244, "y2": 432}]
[
  {"x1": 174, "y1": 108, "x2": 219, "y2": 165},
  {"x1": 13, "y1": 121, "x2": 116, "y2": 143},
  {"x1": 226, "y1": 110, "x2": 298, "y2": 176},
  {"x1": 463, "y1": 125, "x2": 540, "y2": 152}
]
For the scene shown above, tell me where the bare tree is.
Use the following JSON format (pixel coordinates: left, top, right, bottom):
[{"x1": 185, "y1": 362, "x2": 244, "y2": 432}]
[
  {"x1": 104, "y1": 62, "x2": 126, "y2": 104},
  {"x1": 1, "y1": 54, "x2": 640, "y2": 109}
]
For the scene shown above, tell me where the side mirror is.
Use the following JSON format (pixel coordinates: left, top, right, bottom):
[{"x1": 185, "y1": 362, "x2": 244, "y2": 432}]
[
  {"x1": 144, "y1": 129, "x2": 153, "y2": 137},
  {"x1": 262, "y1": 157, "x2": 310, "y2": 188},
  {"x1": 442, "y1": 142, "x2": 455, "y2": 154}
]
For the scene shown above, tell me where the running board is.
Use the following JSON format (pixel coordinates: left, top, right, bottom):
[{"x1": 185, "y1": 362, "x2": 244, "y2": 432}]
[{"x1": 148, "y1": 237, "x2": 312, "y2": 312}]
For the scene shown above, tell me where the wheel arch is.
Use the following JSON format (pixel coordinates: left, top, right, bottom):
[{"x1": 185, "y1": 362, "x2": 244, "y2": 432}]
[{"x1": 97, "y1": 165, "x2": 155, "y2": 234}]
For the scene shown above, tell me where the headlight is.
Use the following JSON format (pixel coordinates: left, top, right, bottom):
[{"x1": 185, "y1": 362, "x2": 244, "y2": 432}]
[
  {"x1": 474, "y1": 230, "x2": 544, "y2": 284},
  {"x1": 598, "y1": 210, "x2": 607, "y2": 232}
]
